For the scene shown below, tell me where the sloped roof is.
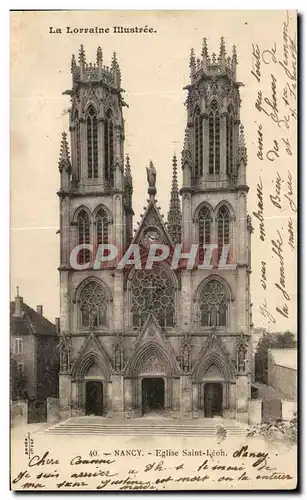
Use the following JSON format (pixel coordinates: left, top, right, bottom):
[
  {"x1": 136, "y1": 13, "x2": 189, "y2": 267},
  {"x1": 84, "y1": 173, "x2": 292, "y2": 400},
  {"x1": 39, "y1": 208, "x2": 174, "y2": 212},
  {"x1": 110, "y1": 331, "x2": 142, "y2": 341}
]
[
  {"x1": 10, "y1": 300, "x2": 56, "y2": 336},
  {"x1": 268, "y1": 348, "x2": 297, "y2": 370}
]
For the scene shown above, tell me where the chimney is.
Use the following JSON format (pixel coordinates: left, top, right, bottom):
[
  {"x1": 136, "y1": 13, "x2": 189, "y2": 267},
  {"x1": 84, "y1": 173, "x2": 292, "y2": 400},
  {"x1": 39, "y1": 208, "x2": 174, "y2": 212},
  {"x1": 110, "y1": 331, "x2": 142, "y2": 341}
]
[
  {"x1": 36, "y1": 305, "x2": 43, "y2": 316},
  {"x1": 55, "y1": 317, "x2": 60, "y2": 334},
  {"x1": 14, "y1": 286, "x2": 23, "y2": 317}
]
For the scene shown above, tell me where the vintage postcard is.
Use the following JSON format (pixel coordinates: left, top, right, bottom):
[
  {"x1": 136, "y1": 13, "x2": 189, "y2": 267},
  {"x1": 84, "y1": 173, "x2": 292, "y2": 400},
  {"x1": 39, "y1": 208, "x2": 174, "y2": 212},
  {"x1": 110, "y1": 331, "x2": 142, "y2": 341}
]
[{"x1": 10, "y1": 10, "x2": 297, "y2": 491}]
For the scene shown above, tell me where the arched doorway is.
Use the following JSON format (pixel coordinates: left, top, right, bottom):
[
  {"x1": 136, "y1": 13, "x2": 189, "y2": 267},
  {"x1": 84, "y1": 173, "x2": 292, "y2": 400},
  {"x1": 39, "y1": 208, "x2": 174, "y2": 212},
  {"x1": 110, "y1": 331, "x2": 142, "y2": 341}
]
[
  {"x1": 84, "y1": 362, "x2": 104, "y2": 416},
  {"x1": 85, "y1": 381, "x2": 103, "y2": 416},
  {"x1": 142, "y1": 377, "x2": 165, "y2": 413},
  {"x1": 204, "y1": 382, "x2": 223, "y2": 417}
]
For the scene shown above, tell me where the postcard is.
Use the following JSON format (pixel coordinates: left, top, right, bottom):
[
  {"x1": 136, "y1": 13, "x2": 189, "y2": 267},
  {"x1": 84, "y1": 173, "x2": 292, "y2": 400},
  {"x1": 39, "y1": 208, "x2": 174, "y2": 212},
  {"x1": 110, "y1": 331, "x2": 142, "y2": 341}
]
[{"x1": 10, "y1": 10, "x2": 297, "y2": 491}]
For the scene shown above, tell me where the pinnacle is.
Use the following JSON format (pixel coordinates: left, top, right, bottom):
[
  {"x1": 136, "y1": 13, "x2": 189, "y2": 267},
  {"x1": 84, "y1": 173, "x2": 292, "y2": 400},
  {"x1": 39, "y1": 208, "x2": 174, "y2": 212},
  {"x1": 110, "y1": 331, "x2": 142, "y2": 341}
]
[
  {"x1": 78, "y1": 44, "x2": 86, "y2": 64},
  {"x1": 189, "y1": 48, "x2": 196, "y2": 68},
  {"x1": 201, "y1": 37, "x2": 208, "y2": 59},
  {"x1": 167, "y1": 154, "x2": 182, "y2": 244},
  {"x1": 232, "y1": 45, "x2": 237, "y2": 65},
  {"x1": 97, "y1": 46, "x2": 103, "y2": 63},
  {"x1": 58, "y1": 132, "x2": 71, "y2": 172},
  {"x1": 219, "y1": 36, "x2": 226, "y2": 59},
  {"x1": 71, "y1": 54, "x2": 76, "y2": 72}
]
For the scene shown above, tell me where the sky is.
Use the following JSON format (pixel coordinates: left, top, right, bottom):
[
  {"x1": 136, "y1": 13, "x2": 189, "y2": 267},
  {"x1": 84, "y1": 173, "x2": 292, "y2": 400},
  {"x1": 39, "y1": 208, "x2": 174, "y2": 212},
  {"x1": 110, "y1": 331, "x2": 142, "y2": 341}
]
[{"x1": 10, "y1": 10, "x2": 297, "y2": 332}]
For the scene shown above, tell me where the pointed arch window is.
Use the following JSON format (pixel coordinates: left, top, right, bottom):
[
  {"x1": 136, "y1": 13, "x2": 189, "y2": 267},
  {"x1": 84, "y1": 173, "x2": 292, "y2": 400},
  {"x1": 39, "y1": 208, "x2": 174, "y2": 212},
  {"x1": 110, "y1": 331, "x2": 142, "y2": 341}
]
[
  {"x1": 75, "y1": 111, "x2": 81, "y2": 180},
  {"x1": 209, "y1": 101, "x2": 220, "y2": 175},
  {"x1": 199, "y1": 279, "x2": 228, "y2": 327},
  {"x1": 217, "y1": 206, "x2": 230, "y2": 261},
  {"x1": 226, "y1": 106, "x2": 234, "y2": 176},
  {"x1": 131, "y1": 267, "x2": 176, "y2": 328},
  {"x1": 198, "y1": 206, "x2": 211, "y2": 247},
  {"x1": 95, "y1": 208, "x2": 109, "y2": 246},
  {"x1": 79, "y1": 280, "x2": 107, "y2": 328},
  {"x1": 77, "y1": 210, "x2": 91, "y2": 264},
  {"x1": 104, "y1": 109, "x2": 114, "y2": 181},
  {"x1": 194, "y1": 106, "x2": 203, "y2": 178},
  {"x1": 87, "y1": 106, "x2": 98, "y2": 179}
]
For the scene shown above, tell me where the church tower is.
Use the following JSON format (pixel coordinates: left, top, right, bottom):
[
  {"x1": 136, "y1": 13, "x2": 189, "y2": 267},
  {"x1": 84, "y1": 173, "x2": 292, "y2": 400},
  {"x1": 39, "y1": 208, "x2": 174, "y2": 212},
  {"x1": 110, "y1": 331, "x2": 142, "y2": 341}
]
[
  {"x1": 180, "y1": 38, "x2": 253, "y2": 421},
  {"x1": 57, "y1": 46, "x2": 132, "y2": 418}
]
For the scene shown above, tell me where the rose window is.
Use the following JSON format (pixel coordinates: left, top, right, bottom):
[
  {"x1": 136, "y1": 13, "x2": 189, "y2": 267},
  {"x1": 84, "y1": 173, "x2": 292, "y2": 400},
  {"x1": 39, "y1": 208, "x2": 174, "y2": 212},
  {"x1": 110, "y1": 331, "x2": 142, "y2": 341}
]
[{"x1": 131, "y1": 267, "x2": 175, "y2": 328}]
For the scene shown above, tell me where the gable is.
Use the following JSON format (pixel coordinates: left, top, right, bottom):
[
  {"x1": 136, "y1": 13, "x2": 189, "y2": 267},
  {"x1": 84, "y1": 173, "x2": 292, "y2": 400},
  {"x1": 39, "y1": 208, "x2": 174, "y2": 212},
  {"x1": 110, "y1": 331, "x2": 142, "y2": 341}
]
[
  {"x1": 131, "y1": 201, "x2": 173, "y2": 248},
  {"x1": 71, "y1": 333, "x2": 113, "y2": 379},
  {"x1": 125, "y1": 314, "x2": 181, "y2": 377}
]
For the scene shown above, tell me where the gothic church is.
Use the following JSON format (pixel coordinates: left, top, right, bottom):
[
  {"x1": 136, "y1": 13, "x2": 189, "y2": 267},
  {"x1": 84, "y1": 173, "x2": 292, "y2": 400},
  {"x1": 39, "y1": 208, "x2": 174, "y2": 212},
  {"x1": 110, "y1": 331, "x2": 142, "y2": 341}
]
[{"x1": 57, "y1": 40, "x2": 253, "y2": 421}]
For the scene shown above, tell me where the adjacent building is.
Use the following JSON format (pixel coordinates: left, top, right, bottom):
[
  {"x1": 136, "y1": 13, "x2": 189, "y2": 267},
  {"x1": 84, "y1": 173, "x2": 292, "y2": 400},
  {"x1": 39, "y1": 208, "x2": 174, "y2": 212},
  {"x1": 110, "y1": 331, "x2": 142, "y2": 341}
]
[
  {"x1": 10, "y1": 288, "x2": 59, "y2": 401},
  {"x1": 57, "y1": 40, "x2": 253, "y2": 421}
]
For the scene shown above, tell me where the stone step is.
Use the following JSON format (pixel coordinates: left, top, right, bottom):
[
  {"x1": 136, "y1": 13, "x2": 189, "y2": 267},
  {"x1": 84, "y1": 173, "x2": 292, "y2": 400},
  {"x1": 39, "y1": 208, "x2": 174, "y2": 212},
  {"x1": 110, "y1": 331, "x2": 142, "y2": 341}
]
[{"x1": 45, "y1": 419, "x2": 247, "y2": 436}]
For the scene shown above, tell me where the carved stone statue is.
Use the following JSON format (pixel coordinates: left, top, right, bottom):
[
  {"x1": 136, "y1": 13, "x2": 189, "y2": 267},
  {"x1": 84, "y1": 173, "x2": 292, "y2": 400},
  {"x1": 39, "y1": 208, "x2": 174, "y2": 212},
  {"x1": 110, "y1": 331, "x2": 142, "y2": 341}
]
[
  {"x1": 146, "y1": 160, "x2": 156, "y2": 188},
  {"x1": 114, "y1": 335, "x2": 124, "y2": 372}
]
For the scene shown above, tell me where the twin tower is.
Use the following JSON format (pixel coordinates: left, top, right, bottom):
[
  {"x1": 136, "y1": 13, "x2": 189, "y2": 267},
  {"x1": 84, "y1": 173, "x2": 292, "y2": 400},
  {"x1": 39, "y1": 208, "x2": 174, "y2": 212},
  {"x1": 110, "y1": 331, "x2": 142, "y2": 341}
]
[{"x1": 57, "y1": 40, "x2": 252, "y2": 421}]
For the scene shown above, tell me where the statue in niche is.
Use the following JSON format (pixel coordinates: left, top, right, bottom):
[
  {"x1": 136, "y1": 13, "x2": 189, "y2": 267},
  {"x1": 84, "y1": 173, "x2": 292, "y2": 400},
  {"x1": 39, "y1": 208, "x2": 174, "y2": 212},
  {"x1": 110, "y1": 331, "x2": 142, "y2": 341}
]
[
  {"x1": 237, "y1": 346, "x2": 246, "y2": 373},
  {"x1": 114, "y1": 335, "x2": 124, "y2": 372},
  {"x1": 60, "y1": 349, "x2": 69, "y2": 373}
]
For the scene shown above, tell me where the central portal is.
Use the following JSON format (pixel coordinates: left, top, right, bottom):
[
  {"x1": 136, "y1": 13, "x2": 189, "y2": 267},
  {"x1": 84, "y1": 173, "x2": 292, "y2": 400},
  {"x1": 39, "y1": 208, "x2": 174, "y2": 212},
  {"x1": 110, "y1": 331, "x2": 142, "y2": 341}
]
[
  {"x1": 142, "y1": 378, "x2": 165, "y2": 413},
  {"x1": 85, "y1": 381, "x2": 103, "y2": 416},
  {"x1": 204, "y1": 382, "x2": 223, "y2": 418}
]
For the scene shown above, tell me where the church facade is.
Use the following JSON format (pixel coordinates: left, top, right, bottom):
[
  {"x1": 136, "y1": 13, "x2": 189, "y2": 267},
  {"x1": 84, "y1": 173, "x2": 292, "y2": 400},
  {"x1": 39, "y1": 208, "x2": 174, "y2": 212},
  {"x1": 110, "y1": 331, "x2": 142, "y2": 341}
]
[{"x1": 57, "y1": 40, "x2": 253, "y2": 421}]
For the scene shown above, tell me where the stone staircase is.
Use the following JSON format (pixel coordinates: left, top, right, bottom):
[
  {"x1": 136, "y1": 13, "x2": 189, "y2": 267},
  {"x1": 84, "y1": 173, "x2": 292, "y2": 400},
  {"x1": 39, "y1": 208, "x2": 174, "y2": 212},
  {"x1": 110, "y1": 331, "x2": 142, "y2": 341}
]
[{"x1": 44, "y1": 416, "x2": 247, "y2": 437}]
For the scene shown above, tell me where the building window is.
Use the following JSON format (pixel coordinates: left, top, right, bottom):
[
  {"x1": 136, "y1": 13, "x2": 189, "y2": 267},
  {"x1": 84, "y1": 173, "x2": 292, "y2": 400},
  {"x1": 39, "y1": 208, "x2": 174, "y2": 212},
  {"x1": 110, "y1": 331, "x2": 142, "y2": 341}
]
[
  {"x1": 87, "y1": 105, "x2": 98, "y2": 179},
  {"x1": 95, "y1": 208, "x2": 109, "y2": 246},
  {"x1": 199, "y1": 279, "x2": 228, "y2": 327},
  {"x1": 226, "y1": 106, "x2": 234, "y2": 176},
  {"x1": 198, "y1": 206, "x2": 211, "y2": 247},
  {"x1": 209, "y1": 101, "x2": 220, "y2": 175},
  {"x1": 131, "y1": 267, "x2": 176, "y2": 328},
  {"x1": 79, "y1": 280, "x2": 107, "y2": 328},
  {"x1": 217, "y1": 205, "x2": 230, "y2": 261},
  {"x1": 104, "y1": 109, "x2": 114, "y2": 181},
  {"x1": 77, "y1": 210, "x2": 91, "y2": 264},
  {"x1": 194, "y1": 106, "x2": 203, "y2": 178},
  {"x1": 15, "y1": 338, "x2": 23, "y2": 354},
  {"x1": 17, "y1": 362, "x2": 24, "y2": 377}
]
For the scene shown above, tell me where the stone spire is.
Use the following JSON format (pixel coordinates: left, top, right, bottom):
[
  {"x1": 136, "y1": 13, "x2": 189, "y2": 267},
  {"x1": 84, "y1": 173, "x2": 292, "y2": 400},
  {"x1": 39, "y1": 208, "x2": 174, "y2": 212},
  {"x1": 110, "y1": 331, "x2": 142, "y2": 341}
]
[
  {"x1": 219, "y1": 36, "x2": 226, "y2": 68},
  {"x1": 124, "y1": 154, "x2": 133, "y2": 193},
  {"x1": 189, "y1": 48, "x2": 196, "y2": 77},
  {"x1": 111, "y1": 51, "x2": 121, "y2": 88},
  {"x1": 58, "y1": 132, "x2": 71, "y2": 173},
  {"x1": 71, "y1": 54, "x2": 76, "y2": 73},
  {"x1": 167, "y1": 154, "x2": 182, "y2": 244},
  {"x1": 238, "y1": 124, "x2": 247, "y2": 164}
]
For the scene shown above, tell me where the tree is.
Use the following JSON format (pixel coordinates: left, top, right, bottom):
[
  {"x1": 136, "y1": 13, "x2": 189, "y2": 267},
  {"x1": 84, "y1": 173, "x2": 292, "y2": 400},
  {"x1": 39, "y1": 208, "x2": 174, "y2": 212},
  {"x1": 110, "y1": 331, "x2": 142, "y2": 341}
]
[{"x1": 254, "y1": 331, "x2": 296, "y2": 384}]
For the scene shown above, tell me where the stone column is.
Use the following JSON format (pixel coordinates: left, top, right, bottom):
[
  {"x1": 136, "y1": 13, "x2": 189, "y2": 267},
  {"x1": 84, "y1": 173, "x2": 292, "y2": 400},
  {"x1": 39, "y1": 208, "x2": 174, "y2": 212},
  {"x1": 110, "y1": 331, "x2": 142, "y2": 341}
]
[
  {"x1": 192, "y1": 382, "x2": 200, "y2": 418},
  {"x1": 98, "y1": 118, "x2": 105, "y2": 182},
  {"x1": 111, "y1": 374, "x2": 124, "y2": 415},
  {"x1": 236, "y1": 375, "x2": 249, "y2": 424},
  {"x1": 220, "y1": 113, "x2": 227, "y2": 177},
  {"x1": 80, "y1": 118, "x2": 87, "y2": 181},
  {"x1": 124, "y1": 378, "x2": 133, "y2": 407},
  {"x1": 203, "y1": 114, "x2": 209, "y2": 175},
  {"x1": 180, "y1": 375, "x2": 192, "y2": 418},
  {"x1": 59, "y1": 373, "x2": 71, "y2": 420}
]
